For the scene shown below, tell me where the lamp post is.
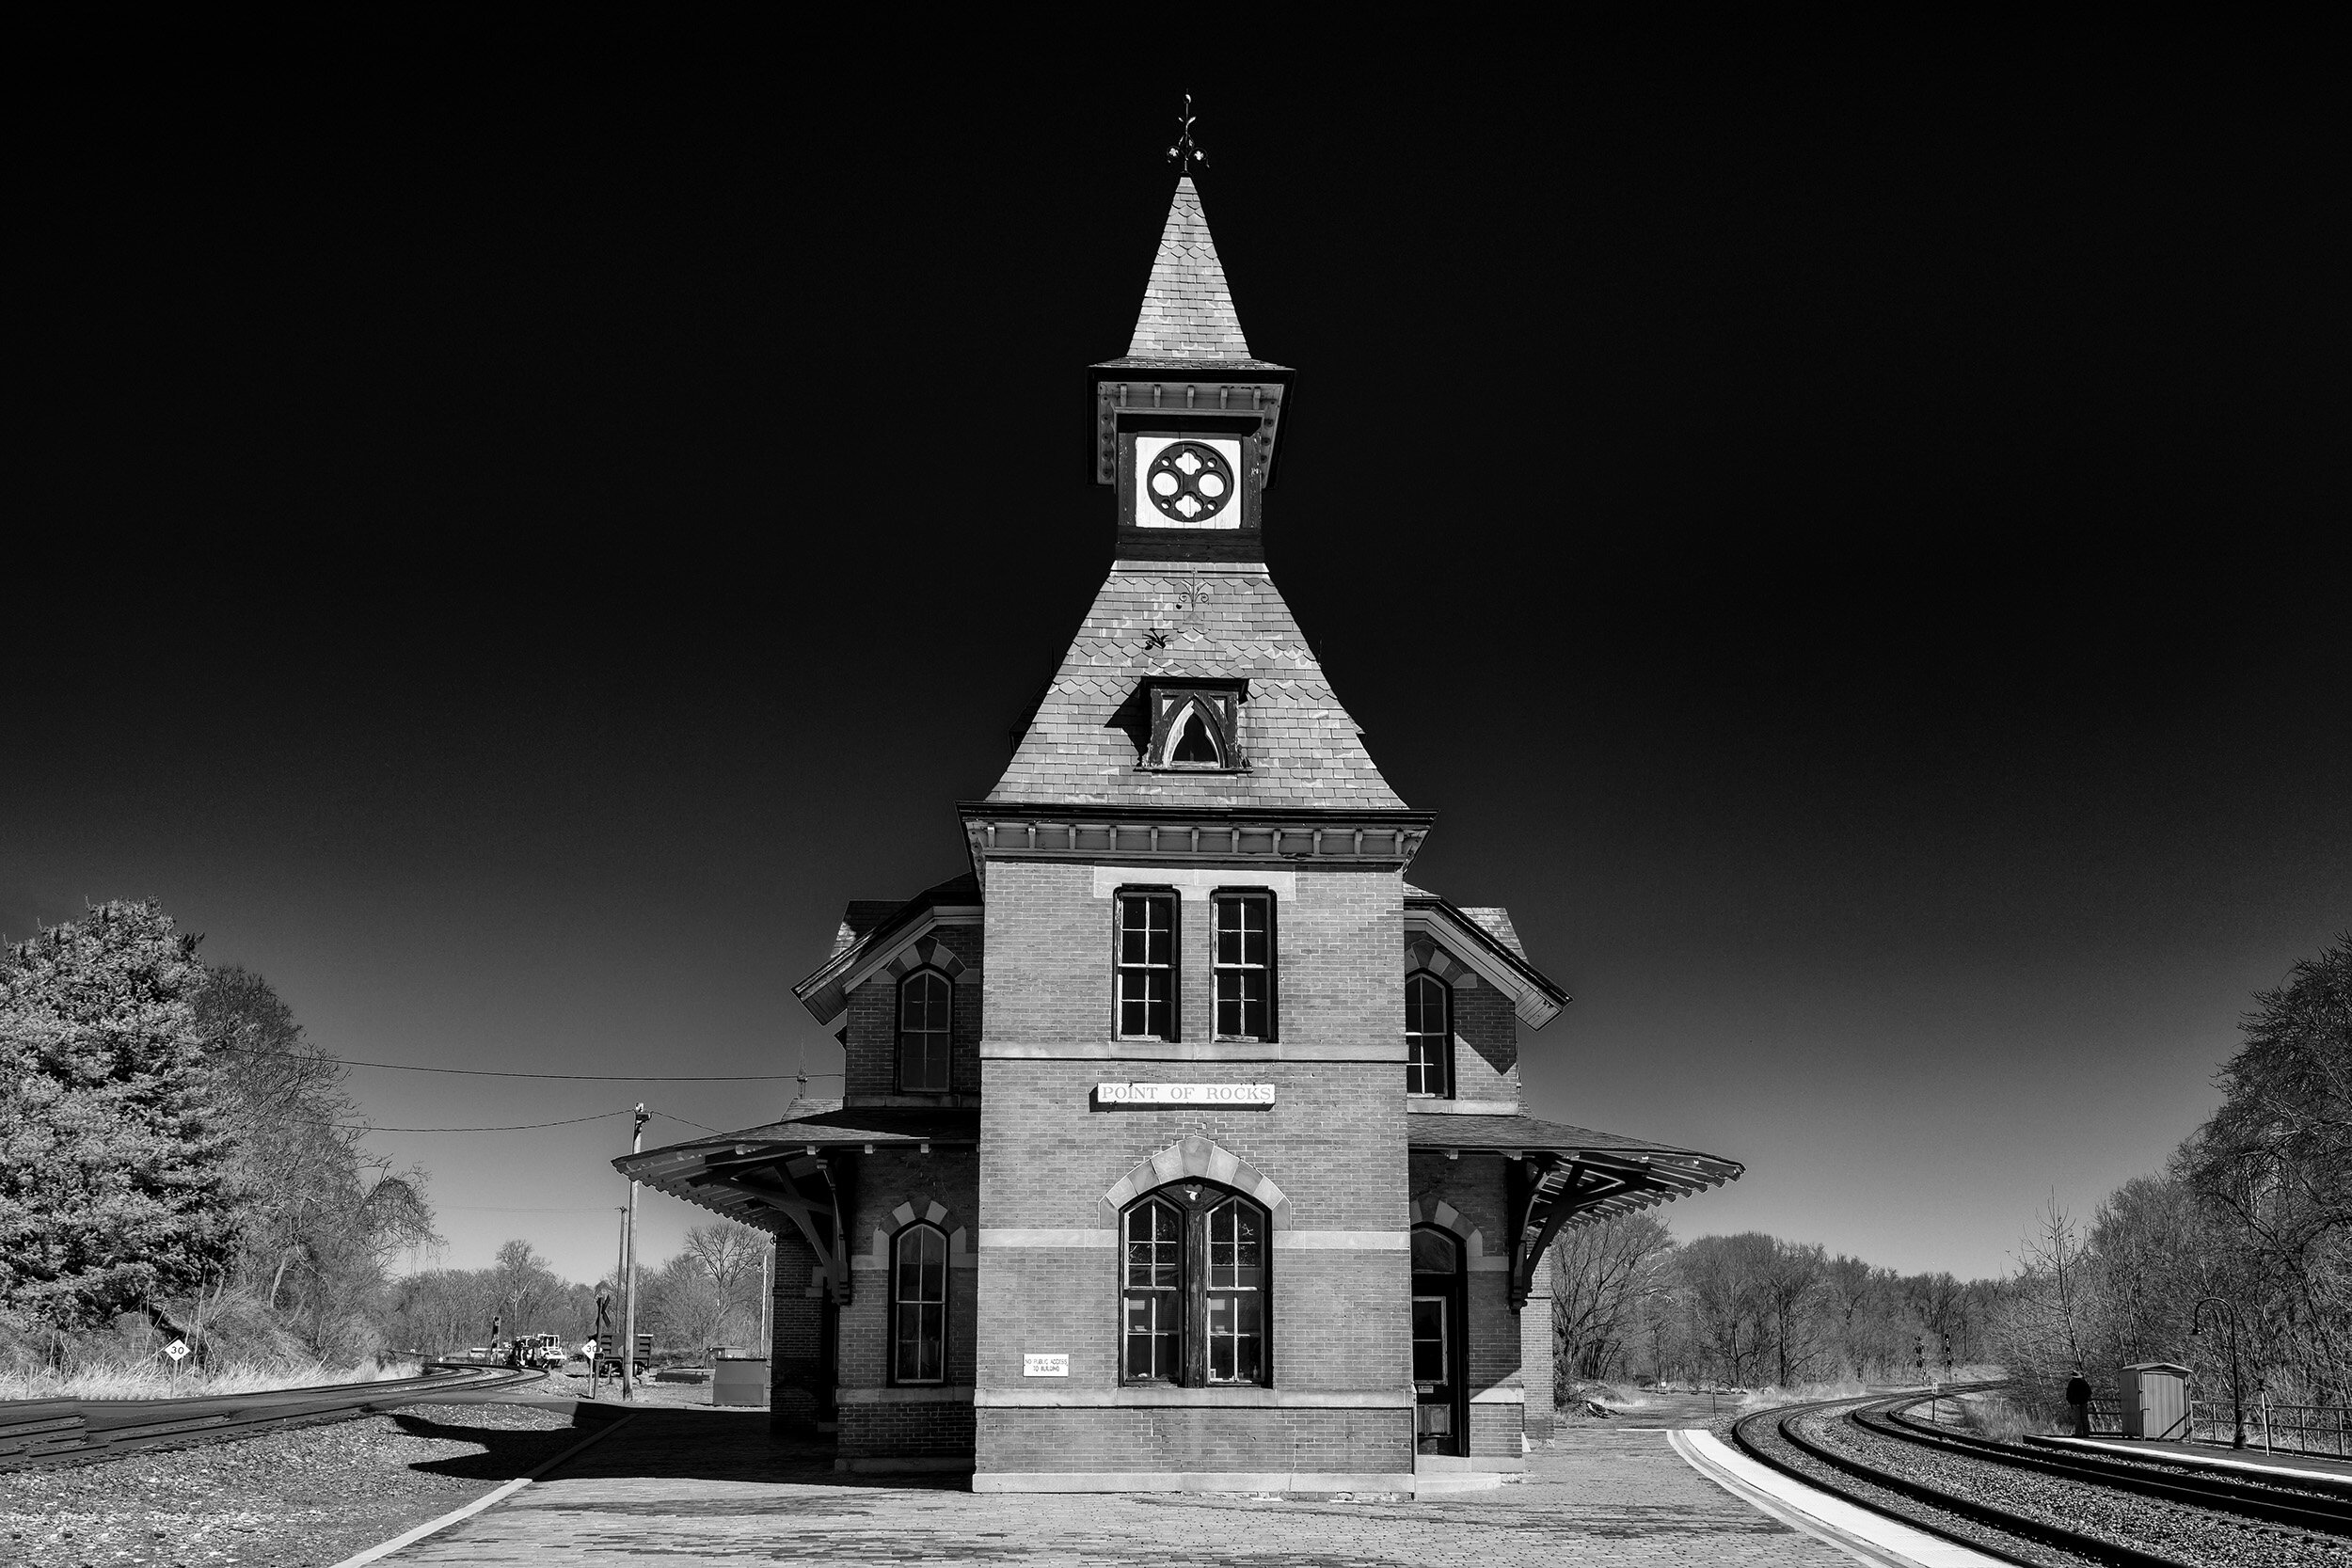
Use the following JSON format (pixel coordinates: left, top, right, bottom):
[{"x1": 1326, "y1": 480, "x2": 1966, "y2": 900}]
[{"x1": 2190, "y1": 1295, "x2": 2247, "y2": 1449}]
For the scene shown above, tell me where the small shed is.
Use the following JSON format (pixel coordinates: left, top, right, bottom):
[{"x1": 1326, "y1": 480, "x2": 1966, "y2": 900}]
[{"x1": 2120, "y1": 1362, "x2": 2191, "y2": 1440}]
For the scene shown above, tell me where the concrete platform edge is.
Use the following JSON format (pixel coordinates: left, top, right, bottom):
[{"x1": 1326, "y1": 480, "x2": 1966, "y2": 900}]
[
  {"x1": 1669, "y1": 1428, "x2": 2005, "y2": 1568},
  {"x1": 973, "y1": 1468, "x2": 1416, "y2": 1493}
]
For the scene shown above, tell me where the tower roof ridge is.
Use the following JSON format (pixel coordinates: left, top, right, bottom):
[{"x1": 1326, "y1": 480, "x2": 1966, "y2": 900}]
[{"x1": 1121, "y1": 177, "x2": 1256, "y2": 362}]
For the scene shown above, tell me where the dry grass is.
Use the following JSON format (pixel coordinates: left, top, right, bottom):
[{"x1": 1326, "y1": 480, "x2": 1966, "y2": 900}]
[
  {"x1": 1954, "y1": 1393, "x2": 2049, "y2": 1442},
  {"x1": 0, "y1": 1358, "x2": 421, "y2": 1402}
]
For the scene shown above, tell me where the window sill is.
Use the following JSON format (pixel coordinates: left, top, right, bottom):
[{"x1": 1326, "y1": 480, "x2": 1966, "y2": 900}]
[
  {"x1": 985, "y1": 1038, "x2": 1406, "y2": 1062},
  {"x1": 835, "y1": 1385, "x2": 974, "y2": 1405},
  {"x1": 977, "y1": 1386, "x2": 1415, "y2": 1409}
]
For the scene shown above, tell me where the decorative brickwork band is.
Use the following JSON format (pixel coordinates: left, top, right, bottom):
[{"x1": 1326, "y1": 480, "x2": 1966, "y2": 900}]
[{"x1": 1100, "y1": 1132, "x2": 1291, "y2": 1227}]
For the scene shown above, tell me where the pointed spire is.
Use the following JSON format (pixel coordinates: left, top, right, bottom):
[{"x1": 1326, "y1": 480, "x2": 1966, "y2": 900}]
[{"x1": 1124, "y1": 178, "x2": 1254, "y2": 361}]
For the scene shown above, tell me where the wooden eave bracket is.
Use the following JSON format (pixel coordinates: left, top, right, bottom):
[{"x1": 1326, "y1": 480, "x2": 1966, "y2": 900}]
[{"x1": 705, "y1": 1160, "x2": 851, "y2": 1305}]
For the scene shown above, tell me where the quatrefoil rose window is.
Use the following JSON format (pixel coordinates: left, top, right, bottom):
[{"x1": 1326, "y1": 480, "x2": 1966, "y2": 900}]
[{"x1": 1146, "y1": 442, "x2": 1234, "y2": 523}]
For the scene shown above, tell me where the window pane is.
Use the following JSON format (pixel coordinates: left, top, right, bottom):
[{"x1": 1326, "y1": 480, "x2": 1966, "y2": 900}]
[
  {"x1": 1411, "y1": 1228, "x2": 1458, "y2": 1274},
  {"x1": 1412, "y1": 1296, "x2": 1447, "y2": 1383},
  {"x1": 1126, "y1": 1202, "x2": 1178, "y2": 1288}
]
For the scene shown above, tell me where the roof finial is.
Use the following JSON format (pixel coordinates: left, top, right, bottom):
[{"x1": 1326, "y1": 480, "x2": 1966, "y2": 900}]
[{"x1": 1166, "y1": 93, "x2": 1207, "y2": 177}]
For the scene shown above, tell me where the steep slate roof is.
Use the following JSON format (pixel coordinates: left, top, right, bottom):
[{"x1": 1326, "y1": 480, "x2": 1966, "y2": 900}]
[
  {"x1": 987, "y1": 564, "x2": 1406, "y2": 811},
  {"x1": 1117, "y1": 178, "x2": 1255, "y2": 362}
]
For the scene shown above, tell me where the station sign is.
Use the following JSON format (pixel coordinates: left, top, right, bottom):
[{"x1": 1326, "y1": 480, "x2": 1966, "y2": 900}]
[{"x1": 1094, "y1": 1083, "x2": 1275, "y2": 1107}]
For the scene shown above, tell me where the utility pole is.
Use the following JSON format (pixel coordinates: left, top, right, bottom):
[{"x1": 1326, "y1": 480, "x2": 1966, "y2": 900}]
[{"x1": 622, "y1": 1104, "x2": 648, "y2": 1401}]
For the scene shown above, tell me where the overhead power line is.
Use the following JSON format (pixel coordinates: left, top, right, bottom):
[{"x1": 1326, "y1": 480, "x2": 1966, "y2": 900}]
[
  {"x1": 299, "y1": 1110, "x2": 631, "y2": 1132},
  {"x1": 212, "y1": 1044, "x2": 843, "y2": 1083},
  {"x1": 294, "y1": 1107, "x2": 729, "y2": 1136}
]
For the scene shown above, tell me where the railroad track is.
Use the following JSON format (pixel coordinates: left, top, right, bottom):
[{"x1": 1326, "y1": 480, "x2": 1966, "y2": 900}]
[
  {"x1": 1731, "y1": 1385, "x2": 2351, "y2": 1568},
  {"x1": 0, "y1": 1360, "x2": 547, "y2": 1472}
]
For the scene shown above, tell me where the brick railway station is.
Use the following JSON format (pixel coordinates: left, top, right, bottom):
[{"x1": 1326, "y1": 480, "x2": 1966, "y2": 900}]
[{"x1": 617, "y1": 175, "x2": 1742, "y2": 1495}]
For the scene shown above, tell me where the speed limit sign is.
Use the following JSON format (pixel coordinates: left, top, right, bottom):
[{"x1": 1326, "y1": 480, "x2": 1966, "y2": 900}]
[{"x1": 165, "y1": 1340, "x2": 189, "y2": 1362}]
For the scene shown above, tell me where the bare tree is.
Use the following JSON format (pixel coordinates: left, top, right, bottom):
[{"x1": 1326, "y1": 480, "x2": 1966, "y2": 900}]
[{"x1": 1550, "y1": 1213, "x2": 1676, "y2": 1384}]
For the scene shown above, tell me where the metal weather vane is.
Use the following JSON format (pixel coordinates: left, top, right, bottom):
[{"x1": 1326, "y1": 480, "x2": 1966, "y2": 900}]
[{"x1": 1167, "y1": 94, "x2": 1207, "y2": 175}]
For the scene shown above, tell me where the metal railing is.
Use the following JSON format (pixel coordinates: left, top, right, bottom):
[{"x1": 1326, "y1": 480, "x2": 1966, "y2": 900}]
[{"x1": 2191, "y1": 1398, "x2": 2350, "y2": 1457}]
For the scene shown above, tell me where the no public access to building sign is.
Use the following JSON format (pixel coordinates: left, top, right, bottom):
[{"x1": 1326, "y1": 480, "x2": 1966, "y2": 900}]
[{"x1": 1094, "y1": 1082, "x2": 1276, "y2": 1107}]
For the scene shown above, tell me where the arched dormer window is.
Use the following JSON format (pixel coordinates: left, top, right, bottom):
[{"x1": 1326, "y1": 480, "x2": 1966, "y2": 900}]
[
  {"x1": 1168, "y1": 704, "x2": 1222, "y2": 765},
  {"x1": 891, "y1": 1223, "x2": 947, "y2": 1384},
  {"x1": 898, "y1": 968, "x2": 952, "y2": 1093},
  {"x1": 1144, "y1": 683, "x2": 1243, "y2": 771},
  {"x1": 1406, "y1": 972, "x2": 1452, "y2": 1098},
  {"x1": 1120, "y1": 1182, "x2": 1268, "y2": 1386}
]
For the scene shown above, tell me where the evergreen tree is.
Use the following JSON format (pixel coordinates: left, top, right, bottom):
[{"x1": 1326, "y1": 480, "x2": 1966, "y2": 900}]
[{"x1": 0, "y1": 900, "x2": 242, "y2": 1328}]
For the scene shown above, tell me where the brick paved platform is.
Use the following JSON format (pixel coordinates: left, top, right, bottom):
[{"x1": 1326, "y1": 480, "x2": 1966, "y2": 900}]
[{"x1": 384, "y1": 1410, "x2": 1854, "y2": 1565}]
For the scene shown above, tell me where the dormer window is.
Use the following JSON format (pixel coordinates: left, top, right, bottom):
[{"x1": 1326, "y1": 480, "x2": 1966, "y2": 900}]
[
  {"x1": 1144, "y1": 682, "x2": 1244, "y2": 771},
  {"x1": 1166, "y1": 702, "x2": 1224, "y2": 767}
]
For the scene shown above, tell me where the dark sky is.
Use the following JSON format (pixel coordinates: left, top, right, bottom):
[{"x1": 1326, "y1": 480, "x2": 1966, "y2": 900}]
[{"x1": 10, "y1": 47, "x2": 2347, "y2": 1285}]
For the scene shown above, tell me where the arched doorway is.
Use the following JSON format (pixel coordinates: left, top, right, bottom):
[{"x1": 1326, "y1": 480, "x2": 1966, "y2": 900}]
[{"x1": 1411, "y1": 1224, "x2": 1467, "y2": 1456}]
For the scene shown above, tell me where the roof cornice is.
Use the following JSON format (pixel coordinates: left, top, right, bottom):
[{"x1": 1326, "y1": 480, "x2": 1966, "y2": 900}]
[
  {"x1": 958, "y1": 802, "x2": 1435, "y2": 893},
  {"x1": 1405, "y1": 895, "x2": 1570, "y2": 1028}
]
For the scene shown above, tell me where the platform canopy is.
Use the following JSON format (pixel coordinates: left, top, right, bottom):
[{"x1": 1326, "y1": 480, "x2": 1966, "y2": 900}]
[
  {"x1": 615, "y1": 1101, "x2": 977, "y2": 1302},
  {"x1": 1406, "y1": 1113, "x2": 1744, "y2": 1308}
]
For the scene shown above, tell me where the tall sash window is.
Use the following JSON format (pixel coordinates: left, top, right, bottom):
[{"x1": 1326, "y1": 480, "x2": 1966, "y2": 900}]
[
  {"x1": 1213, "y1": 893, "x2": 1274, "y2": 1041},
  {"x1": 892, "y1": 1224, "x2": 947, "y2": 1384},
  {"x1": 898, "y1": 969, "x2": 953, "y2": 1092},
  {"x1": 1116, "y1": 892, "x2": 1177, "y2": 1040},
  {"x1": 1120, "y1": 1183, "x2": 1271, "y2": 1387},
  {"x1": 1405, "y1": 972, "x2": 1451, "y2": 1097}
]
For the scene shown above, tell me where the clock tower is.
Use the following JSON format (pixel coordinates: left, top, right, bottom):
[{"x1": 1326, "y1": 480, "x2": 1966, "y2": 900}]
[{"x1": 1087, "y1": 177, "x2": 1295, "y2": 562}]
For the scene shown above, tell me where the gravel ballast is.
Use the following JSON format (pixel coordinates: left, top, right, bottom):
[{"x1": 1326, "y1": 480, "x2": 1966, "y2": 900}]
[
  {"x1": 1793, "y1": 1401, "x2": 2351, "y2": 1568},
  {"x1": 0, "y1": 1401, "x2": 587, "y2": 1568}
]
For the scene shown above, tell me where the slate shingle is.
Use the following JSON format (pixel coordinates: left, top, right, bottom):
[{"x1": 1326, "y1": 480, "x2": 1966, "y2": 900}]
[
  {"x1": 986, "y1": 565, "x2": 1406, "y2": 811},
  {"x1": 1123, "y1": 178, "x2": 1255, "y2": 362}
]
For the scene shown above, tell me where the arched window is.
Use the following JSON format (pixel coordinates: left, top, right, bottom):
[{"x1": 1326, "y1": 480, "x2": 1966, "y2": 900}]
[
  {"x1": 891, "y1": 1223, "x2": 947, "y2": 1384},
  {"x1": 1168, "y1": 705, "x2": 1222, "y2": 765},
  {"x1": 898, "y1": 969, "x2": 952, "y2": 1093},
  {"x1": 1406, "y1": 972, "x2": 1451, "y2": 1098},
  {"x1": 1120, "y1": 1183, "x2": 1268, "y2": 1386}
]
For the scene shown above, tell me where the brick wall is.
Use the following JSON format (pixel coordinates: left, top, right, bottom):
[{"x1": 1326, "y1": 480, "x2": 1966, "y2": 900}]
[
  {"x1": 974, "y1": 857, "x2": 1414, "y2": 1477},
  {"x1": 770, "y1": 1230, "x2": 824, "y2": 1435},
  {"x1": 839, "y1": 1399, "x2": 977, "y2": 1459},
  {"x1": 837, "y1": 1147, "x2": 980, "y2": 1396},
  {"x1": 1446, "y1": 980, "x2": 1521, "y2": 1105},
  {"x1": 980, "y1": 861, "x2": 1405, "y2": 1053},
  {"x1": 974, "y1": 1408, "x2": 1409, "y2": 1479},
  {"x1": 842, "y1": 923, "x2": 984, "y2": 1101},
  {"x1": 1521, "y1": 1247, "x2": 1555, "y2": 1442}
]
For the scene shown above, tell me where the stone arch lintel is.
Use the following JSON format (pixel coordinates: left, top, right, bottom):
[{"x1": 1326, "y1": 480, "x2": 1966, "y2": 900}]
[{"x1": 1101, "y1": 1133, "x2": 1292, "y2": 1228}]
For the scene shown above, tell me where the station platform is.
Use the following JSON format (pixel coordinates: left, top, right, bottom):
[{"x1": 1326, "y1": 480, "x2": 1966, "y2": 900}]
[
  {"x1": 358, "y1": 1408, "x2": 1877, "y2": 1565},
  {"x1": 2035, "y1": 1433, "x2": 2352, "y2": 1490}
]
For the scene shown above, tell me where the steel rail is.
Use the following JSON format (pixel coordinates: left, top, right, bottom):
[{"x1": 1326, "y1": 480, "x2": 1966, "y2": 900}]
[
  {"x1": 1729, "y1": 1386, "x2": 2196, "y2": 1568},
  {"x1": 0, "y1": 1360, "x2": 548, "y2": 1472},
  {"x1": 1868, "y1": 1396, "x2": 2352, "y2": 1536}
]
